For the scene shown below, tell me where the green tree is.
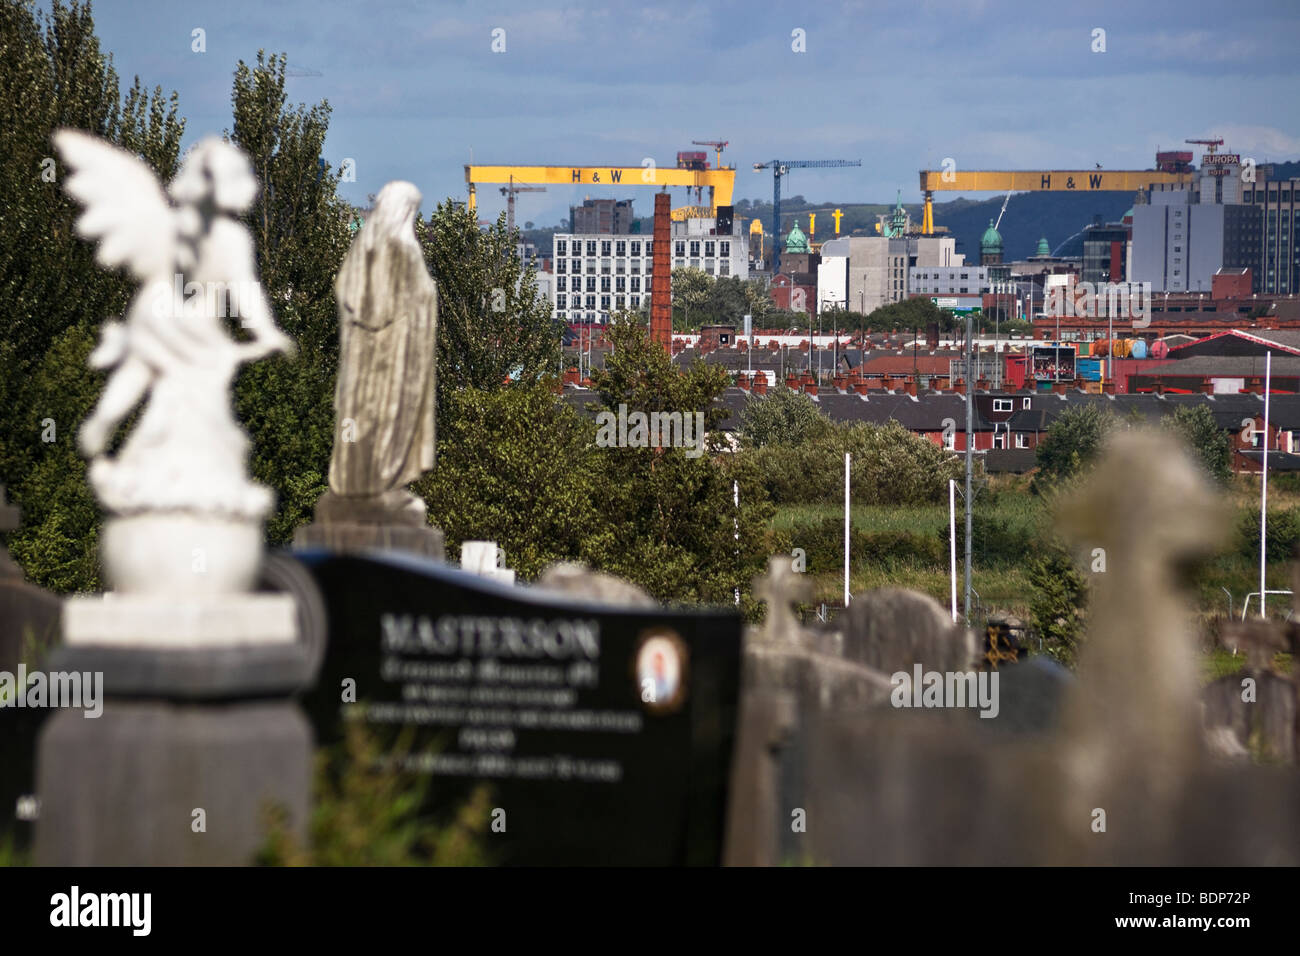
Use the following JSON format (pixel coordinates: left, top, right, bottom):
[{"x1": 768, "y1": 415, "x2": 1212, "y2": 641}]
[
  {"x1": 590, "y1": 314, "x2": 773, "y2": 607},
  {"x1": 1034, "y1": 404, "x2": 1116, "y2": 487},
  {"x1": 416, "y1": 202, "x2": 561, "y2": 407},
  {"x1": 670, "y1": 267, "x2": 711, "y2": 330},
  {"x1": 227, "y1": 50, "x2": 354, "y2": 544},
  {"x1": 0, "y1": 0, "x2": 185, "y2": 590},
  {"x1": 414, "y1": 384, "x2": 612, "y2": 580},
  {"x1": 1163, "y1": 404, "x2": 1232, "y2": 485},
  {"x1": 863, "y1": 297, "x2": 952, "y2": 334},
  {"x1": 738, "y1": 386, "x2": 833, "y2": 448},
  {"x1": 705, "y1": 276, "x2": 749, "y2": 326},
  {"x1": 1027, "y1": 548, "x2": 1088, "y2": 667}
]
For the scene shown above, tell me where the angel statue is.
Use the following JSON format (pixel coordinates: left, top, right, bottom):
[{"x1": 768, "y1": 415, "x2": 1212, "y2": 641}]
[
  {"x1": 54, "y1": 130, "x2": 293, "y2": 594},
  {"x1": 55, "y1": 130, "x2": 293, "y2": 519}
]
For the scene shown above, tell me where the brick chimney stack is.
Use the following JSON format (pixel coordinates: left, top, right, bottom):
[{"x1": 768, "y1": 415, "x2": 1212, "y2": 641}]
[{"x1": 650, "y1": 192, "x2": 671, "y2": 349}]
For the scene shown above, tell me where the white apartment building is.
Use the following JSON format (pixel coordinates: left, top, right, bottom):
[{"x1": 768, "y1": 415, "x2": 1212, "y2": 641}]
[
  {"x1": 550, "y1": 234, "x2": 656, "y2": 323},
  {"x1": 669, "y1": 217, "x2": 749, "y2": 279},
  {"x1": 550, "y1": 217, "x2": 748, "y2": 323}
]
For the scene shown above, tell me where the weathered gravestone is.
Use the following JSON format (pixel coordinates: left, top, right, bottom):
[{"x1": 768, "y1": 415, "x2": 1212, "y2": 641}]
[
  {"x1": 296, "y1": 550, "x2": 742, "y2": 865},
  {"x1": 737, "y1": 430, "x2": 1300, "y2": 866},
  {"x1": 294, "y1": 180, "x2": 443, "y2": 560},
  {"x1": 0, "y1": 486, "x2": 61, "y2": 855}
]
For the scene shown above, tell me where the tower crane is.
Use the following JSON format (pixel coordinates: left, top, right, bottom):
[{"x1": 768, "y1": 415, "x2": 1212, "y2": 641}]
[
  {"x1": 499, "y1": 177, "x2": 546, "y2": 232},
  {"x1": 1185, "y1": 137, "x2": 1224, "y2": 155},
  {"x1": 753, "y1": 159, "x2": 861, "y2": 274},
  {"x1": 691, "y1": 139, "x2": 730, "y2": 169}
]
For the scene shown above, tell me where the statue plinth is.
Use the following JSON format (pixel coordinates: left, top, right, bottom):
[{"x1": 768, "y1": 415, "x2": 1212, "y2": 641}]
[{"x1": 293, "y1": 491, "x2": 445, "y2": 560}]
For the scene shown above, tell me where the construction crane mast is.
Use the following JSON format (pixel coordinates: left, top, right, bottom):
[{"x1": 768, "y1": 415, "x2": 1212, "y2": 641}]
[
  {"x1": 499, "y1": 177, "x2": 546, "y2": 232},
  {"x1": 753, "y1": 159, "x2": 862, "y2": 274}
]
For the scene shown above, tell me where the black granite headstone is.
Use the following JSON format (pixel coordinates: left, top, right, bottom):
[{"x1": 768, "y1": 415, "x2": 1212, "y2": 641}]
[{"x1": 296, "y1": 550, "x2": 742, "y2": 865}]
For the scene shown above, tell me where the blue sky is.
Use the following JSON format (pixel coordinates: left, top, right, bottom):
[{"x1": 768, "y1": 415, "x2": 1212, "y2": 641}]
[{"x1": 79, "y1": 0, "x2": 1300, "y2": 226}]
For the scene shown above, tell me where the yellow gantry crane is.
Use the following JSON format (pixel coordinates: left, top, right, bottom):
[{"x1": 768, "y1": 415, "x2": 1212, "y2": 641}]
[
  {"x1": 466, "y1": 162, "x2": 736, "y2": 223},
  {"x1": 916, "y1": 167, "x2": 1196, "y2": 234}
]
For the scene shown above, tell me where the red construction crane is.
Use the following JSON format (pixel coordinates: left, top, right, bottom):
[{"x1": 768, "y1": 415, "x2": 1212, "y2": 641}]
[
  {"x1": 691, "y1": 139, "x2": 730, "y2": 169},
  {"x1": 1185, "y1": 137, "x2": 1225, "y2": 155}
]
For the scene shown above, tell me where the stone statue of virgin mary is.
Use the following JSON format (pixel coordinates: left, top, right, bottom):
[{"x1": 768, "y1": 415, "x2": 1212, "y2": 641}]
[{"x1": 320, "y1": 181, "x2": 438, "y2": 525}]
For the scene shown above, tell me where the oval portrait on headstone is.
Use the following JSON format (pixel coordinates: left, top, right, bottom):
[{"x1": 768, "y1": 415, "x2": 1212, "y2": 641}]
[{"x1": 634, "y1": 628, "x2": 688, "y2": 715}]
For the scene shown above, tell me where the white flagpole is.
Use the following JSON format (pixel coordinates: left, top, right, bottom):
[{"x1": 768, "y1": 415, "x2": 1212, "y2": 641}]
[
  {"x1": 1260, "y1": 352, "x2": 1271, "y2": 619},
  {"x1": 844, "y1": 452, "x2": 851, "y2": 608},
  {"x1": 949, "y1": 478, "x2": 958, "y2": 623}
]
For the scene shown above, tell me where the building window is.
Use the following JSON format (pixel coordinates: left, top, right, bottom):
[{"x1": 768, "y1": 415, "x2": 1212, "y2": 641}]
[
  {"x1": 994, "y1": 398, "x2": 1013, "y2": 412},
  {"x1": 630, "y1": 260, "x2": 640, "y2": 274},
  {"x1": 600, "y1": 276, "x2": 611, "y2": 292},
  {"x1": 645, "y1": 241, "x2": 653, "y2": 256},
  {"x1": 721, "y1": 241, "x2": 730, "y2": 257},
  {"x1": 675, "y1": 241, "x2": 685, "y2": 256},
  {"x1": 689, "y1": 241, "x2": 700, "y2": 256},
  {"x1": 556, "y1": 240, "x2": 567, "y2": 256},
  {"x1": 615, "y1": 241, "x2": 626, "y2": 256},
  {"x1": 631, "y1": 241, "x2": 641, "y2": 256},
  {"x1": 631, "y1": 277, "x2": 641, "y2": 292},
  {"x1": 586, "y1": 277, "x2": 596, "y2": 292},
  {"x1": 646, "y1": 259, "x2": 654, "y2": 273},
  {"x1": 720, "y1": 260, "x2": 730, "y2": 276},
  {"x1": 586, "y1": 241, "x2": 597, "y2": 256},
  {"x1": 586, "y1": 295, "x2": 596, "y2": 309},
  {"x1": 631, "y1": 295, "x2": 641, "y2": 307},
  {"x1": 1023, "y1": 397, "x2": 1031, "y2": 409},
  {"x1": 689, "y1": 259, "x2": 699, "y2": 269},
  {"x1": 1015, "y1": 434, "x2": 1028, "y2": 449},
  {"x1": 557, "y1": 294, "x2": 566, "y2": 309},
  {"x1": 705, "y1": 261, "x2": 715, "y2": 275},
  {"x1": 571, "y1": 259, "x2": 580, "y2": 274},
  {"x1": 615, "y1": 276, "x2": 626, "y2": 292},
  {"x1": 557, "y1": 260, "x2": 566, "y2": 274},
  {"x1": 600, "y1": 295, "x2": 610, "y2": 310},
  {"x1": 557, "y1": 276, "x2": 566, "y2": 291},
  {"x1": 615, "y1": 296, "x2": 625, "y2": 309},
  {"x1": 601, "y1": 241, "x2": 611, "y2": 256},
  {"x1": 943, "y1": 430, "x2": 955, "y2": 451},
  {"x1": 705, "y1": 241, "x2": 715, "y2": 257},
  {"x1": 601, "y1": 258, "x2": 611, "y2": 274},
  {"x1": 586, "y1": 260, "x2": 596, "y2": 274}
]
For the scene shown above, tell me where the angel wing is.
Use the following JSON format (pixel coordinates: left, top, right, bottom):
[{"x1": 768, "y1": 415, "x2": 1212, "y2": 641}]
[{"x1": 53, "y1": 128, "x2": 177, "y2": 282}]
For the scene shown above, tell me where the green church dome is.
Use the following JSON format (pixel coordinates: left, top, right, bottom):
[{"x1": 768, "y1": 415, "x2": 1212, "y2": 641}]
[
  {"x1": 784, "y1": 223, "x2": 809, "y2": 254},
  {"x1": 980, "y1": 220, "x2": 1003, "y2": 254},
  {"x1": 1035, "y1": 236, "x2": 1050, "y2": 257}
]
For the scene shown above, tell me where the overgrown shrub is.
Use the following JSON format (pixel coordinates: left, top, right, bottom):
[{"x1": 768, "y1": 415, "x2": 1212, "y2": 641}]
[
  {"x1": 1027, "y1": 547, "x2": 1089, "y2": 667},
  {"x1": 1236, "y1": 508, "x2": 1300, "y2": 563}
]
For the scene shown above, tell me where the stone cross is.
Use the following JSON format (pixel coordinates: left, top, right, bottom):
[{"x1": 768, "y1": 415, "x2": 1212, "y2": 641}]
[
  {"x1": 1052, "y1": 429, "x2": 1228, "y2": 860},
  {"x1": 753, "y1": 556, "x2": 811, "y2": 644}
]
